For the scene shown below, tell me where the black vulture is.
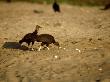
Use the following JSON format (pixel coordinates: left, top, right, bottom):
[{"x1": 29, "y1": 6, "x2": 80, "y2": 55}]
[
  {"x1": 52, "y1": 0, "x2": 60, "y2": 12},
  {"x1": 36, "y1": 34, "x2": 60, "y2": 51},
  {"x1": 6, "y1": 0, "x2": 11, "y2": 3},
  {"x1": 19, "y1": 25, "x2": 42, "y2": 50}
]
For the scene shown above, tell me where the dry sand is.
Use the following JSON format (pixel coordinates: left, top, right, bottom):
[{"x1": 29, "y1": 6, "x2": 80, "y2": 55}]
[{"x1": 0, "y1": 2, "x2": 110, "y2": 82}]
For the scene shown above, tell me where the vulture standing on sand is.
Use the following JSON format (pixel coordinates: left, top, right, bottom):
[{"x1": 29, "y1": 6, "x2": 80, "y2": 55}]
[
  {"x1": 19, "y1": 25, "x2": 42, "y2": 50},
  {"x1": 36, "y1": 34, "x2": 60, "y2": 51},
  {"x1": 53, "y1": 0, "x2": 60, "y2": 12}
]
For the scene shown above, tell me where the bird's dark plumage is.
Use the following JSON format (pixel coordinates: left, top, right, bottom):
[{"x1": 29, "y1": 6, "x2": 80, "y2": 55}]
[
  {"x1": 6, "y1": 0, "x2": 11, "y2": 3},
  {"x1": 19, "y1": 33, "x2": 37, "y2": 46},
  {"x1": 19, "y1": 25, "x2": 42, "y2": 48},
  {"x1": 37, "y1": 34, "x2": 60, "y2": 47},
  {"x1": 53, "y1": 0, "x2": 60, "y2": 12}
]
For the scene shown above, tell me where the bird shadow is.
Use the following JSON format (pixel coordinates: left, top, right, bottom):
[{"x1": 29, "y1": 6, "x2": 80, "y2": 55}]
[{"x1": 2, "y1": 42, "x2": 28, "y2": 50}]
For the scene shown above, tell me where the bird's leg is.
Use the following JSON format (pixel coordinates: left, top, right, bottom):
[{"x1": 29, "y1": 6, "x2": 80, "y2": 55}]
[
  {"x1": 38, "y1": 43, "x2": 46, "y2": 51},
  {"x1": 47, "y1": 47, "x2": 50, "y2": 50},
  {"x1": 27, "y1": 42, "x2": 31, "y2": 50},
  {"x1": 46, "y1": 44, "x2": 50, "y2": 50},
  {"x1": 38, "y1": 46, "x2": 42, "y2": 51},
  {"x1": 30, "y1": 42, "x2": 34, "y2": 51}
]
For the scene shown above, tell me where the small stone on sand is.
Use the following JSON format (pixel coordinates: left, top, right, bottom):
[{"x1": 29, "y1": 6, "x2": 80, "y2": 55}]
[
  {"x1": 59, "y1": 47, "x2": 62, "y2": 49},
  {"x1": 98, "y1": 68, "x2": 102, "y2": 71},
  {"x1": 76, "y1": 48, "x2": 81, "y2": 53},
  {"x1": 54, "y1": 55, "x2": 58, "y2": 59}
]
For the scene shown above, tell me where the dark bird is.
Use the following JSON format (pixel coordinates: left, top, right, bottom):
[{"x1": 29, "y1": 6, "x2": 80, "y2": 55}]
[
  {"x1": 102, "y1": 3, "x2": 110, "y2": 10},
  {"x1": 36, "y1": 34, "x2": 61, "y2": 51},
  {"x1": 6, "y1": 0, "x2": 11, "y2": 3},
  {"x1": 96, "y1": 79, "x2": 101, "y2": 82},
  {"x1": 19, "y1": 25, "x2": 42, "y2": 50},
  {"x1": 52, "y1": 0, "x2": 60, "y2": 12}
]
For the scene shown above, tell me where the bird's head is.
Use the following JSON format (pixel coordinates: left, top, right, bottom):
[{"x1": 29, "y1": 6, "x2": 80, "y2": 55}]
[
  {"x1": 33, "y1": 25, "x2": 42, "y2": 34},
  {"x1": 36, "y1": 25, "x2": 42, "y2": 30},
  {"x1": 54, "y1": 42, "x2": 60, "y2": 47}
]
